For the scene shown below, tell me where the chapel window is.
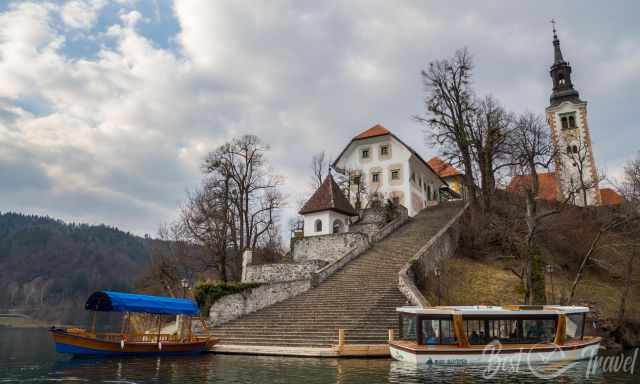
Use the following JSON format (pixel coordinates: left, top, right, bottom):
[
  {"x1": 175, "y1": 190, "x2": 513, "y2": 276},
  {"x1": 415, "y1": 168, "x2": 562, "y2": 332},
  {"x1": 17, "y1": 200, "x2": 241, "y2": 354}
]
[
  {"x1": 314, "y1": 219, "x2": 322, "y2": 233},
  {"x1": 332, "y1": 219, "x2": 343, "y2": 234},
  {"x1": 561, "y1": 116, "x2": 569, "y2": 130}
]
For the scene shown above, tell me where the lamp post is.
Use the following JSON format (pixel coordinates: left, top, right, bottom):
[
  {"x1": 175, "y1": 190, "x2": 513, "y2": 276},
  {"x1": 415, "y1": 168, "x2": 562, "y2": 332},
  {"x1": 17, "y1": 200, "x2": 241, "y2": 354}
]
[
  {"x1": 434, "y1": 267, "x2": 442, "y2": 306},
  {"x1": 180, "y1": 278, "x2": 189, "y2": 299},
  {"x1": 545, "y1": 264, "x2": 555, "y2": 304}
]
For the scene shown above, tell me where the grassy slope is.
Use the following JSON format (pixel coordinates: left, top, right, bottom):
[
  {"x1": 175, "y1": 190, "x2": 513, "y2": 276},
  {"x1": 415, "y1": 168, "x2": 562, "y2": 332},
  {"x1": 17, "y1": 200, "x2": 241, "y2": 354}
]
[{"x1": 427, "y1": 256, "x2": 639, "y2": 321}]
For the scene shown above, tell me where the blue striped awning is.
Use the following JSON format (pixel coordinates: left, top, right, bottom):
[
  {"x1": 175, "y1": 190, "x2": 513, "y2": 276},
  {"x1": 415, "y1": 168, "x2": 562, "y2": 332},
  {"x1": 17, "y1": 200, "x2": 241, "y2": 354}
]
[{"x1": 85, "y1": 291, "x2": 199, "y2": 316}]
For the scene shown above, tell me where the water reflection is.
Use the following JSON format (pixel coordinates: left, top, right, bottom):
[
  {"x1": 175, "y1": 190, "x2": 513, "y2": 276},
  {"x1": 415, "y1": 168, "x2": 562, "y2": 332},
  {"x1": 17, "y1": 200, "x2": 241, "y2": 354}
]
[{"x1": 1, "y1": 328, "x2": 638, "y2": 383}]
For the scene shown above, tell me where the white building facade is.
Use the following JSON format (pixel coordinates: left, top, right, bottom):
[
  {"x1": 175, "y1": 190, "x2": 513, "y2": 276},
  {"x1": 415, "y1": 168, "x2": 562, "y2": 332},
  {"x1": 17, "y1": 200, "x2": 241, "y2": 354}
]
[{"x1": 333, "y1": 125, "x2": 447, "y2": 217}]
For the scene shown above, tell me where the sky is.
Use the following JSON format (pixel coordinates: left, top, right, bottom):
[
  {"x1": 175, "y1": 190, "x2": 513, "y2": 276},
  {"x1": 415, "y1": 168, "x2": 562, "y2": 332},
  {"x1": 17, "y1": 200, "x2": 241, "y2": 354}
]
[{"x1": 0, "y1": 0, "x2": 638, "y2": 237}]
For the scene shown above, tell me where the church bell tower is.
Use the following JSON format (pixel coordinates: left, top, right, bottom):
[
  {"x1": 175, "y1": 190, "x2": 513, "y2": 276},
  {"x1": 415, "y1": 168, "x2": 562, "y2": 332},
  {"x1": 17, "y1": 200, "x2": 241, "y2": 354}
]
[{"x1": 545, "y1": 22, "x2": 601, "y2": 206}]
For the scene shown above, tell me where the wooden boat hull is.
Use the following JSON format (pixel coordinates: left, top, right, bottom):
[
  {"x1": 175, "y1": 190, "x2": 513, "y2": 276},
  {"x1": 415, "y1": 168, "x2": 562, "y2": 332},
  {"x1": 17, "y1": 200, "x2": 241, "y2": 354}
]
[
  {"x1": 389, "y1": 337, "x2": 602, "y2": 365},
  {"x1": 49, "y1": 328, "x2": 217, "y2": 356}
]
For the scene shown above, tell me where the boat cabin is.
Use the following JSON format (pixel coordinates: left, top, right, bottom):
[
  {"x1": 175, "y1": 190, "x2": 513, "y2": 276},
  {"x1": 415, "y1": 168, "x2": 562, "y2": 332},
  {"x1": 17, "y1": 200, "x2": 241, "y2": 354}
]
[{"x1": 397, "y1": 305, "x2": 587, "y2": 347}]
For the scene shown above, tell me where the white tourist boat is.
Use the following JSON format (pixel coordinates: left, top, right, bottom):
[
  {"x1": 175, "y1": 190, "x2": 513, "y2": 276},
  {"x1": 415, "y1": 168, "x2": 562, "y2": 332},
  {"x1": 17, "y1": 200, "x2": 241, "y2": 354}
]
[{"x1": 389, "y1": 305, "x2": 601, "y2": 365}]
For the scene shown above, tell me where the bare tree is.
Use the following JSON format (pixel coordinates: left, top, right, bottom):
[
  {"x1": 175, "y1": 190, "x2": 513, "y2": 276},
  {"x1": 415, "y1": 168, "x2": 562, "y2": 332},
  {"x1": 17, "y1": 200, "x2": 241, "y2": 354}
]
[
  {"x1": 417, "y1": 48, "x2": 478, "y2": 204},
  {"x1": 310, "y1": 151, "x2": 328, "y2": 190},
  {"x1": 509, "y1": 112, "x2": 559, "y2": 304},
  {"x1": 468, "y1": 95, "x2": 514, "y2": 211},
  {"x1": 620, "y1": 151, "x2": 640, "y2": 204},
  {"x1": 181, "y1": 135, "x2": 284, "y2": 281},
  {"x1": 561, "y1": 135, "x2": 604, "y2": 206},
  {"x1": 616, "y1": 154, "x2": 640, "y2": 320},
  {"x1": 332, "y1": 167, "x2": 367, "y2": 211},
  {"x1": 148, "y1": 222, "x2": 208, "y2": 296}
]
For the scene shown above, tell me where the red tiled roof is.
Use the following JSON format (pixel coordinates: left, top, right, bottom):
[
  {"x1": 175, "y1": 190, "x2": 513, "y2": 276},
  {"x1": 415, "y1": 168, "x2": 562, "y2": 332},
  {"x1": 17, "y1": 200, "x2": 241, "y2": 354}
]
[
  {"x1": 353, "y1": 124, "x2": 390, "y2": 140},
  {"x1": 299, "y1": 174, "x2": 357, "y2": 216},
  {"x1": 427, "y1": 156, "x2": 463, "y2": 178},
  {"x1": 599, "y1": 187, "x2": 624, "y2": 206},
  {"x1": 507, "y1": 172, "x2": 559, "y2": 201}
]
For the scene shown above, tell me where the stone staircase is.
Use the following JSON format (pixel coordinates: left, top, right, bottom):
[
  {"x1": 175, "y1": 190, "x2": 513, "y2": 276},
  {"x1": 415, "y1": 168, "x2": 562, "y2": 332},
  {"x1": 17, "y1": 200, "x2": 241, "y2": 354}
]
[{"x1": 212, "y1": 202, "x2": 464, "y2": 348}]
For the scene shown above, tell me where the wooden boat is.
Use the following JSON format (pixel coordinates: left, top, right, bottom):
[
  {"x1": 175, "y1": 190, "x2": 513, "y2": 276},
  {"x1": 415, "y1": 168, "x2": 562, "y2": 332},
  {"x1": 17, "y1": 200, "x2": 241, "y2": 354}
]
[
  {"x1": 49, "y1": 291, "x2": 217, "y2": 356},
  {"x1": 390, "y1": 305, "x2": 601, "y2": 365}
]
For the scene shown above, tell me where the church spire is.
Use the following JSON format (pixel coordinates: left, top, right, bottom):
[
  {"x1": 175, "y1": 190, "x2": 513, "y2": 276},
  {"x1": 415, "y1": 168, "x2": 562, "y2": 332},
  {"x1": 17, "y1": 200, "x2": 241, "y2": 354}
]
[
  {"x1": 552, "y1": 19, "x2": 565, "y2": 64},
  {"x1": 549, "y1": 20, "x2": 581, "y2": 106}
]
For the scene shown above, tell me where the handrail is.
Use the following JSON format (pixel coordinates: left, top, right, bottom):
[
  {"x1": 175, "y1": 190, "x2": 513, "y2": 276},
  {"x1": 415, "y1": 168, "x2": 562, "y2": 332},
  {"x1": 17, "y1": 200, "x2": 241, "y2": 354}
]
[
  {"x1": 397, "y1": 202, "x2": 469, "y2": 308},
  {"x1": 311, "y1": 207, "x2": 410, "y2": 287}
]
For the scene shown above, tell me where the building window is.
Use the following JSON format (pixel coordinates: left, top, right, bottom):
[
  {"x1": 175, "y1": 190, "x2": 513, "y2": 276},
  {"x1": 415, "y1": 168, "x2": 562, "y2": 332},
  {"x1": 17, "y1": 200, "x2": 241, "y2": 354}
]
[
  {"x1": 380, "y1": 145, "x2": 389, "y2": 156},
  {"x1": 410, "y1": 172, "x2": 416, "y2": 182},
  {"x1": 561, "y1": 113, "x2": 576, "y2": 130},
  {"x1": 352, "y1": 175, "x2": 361, "y2": 185},
  {"x1": 572, "y1": 145, "x2": 578, "y2": 153},
  {"x1": 332, "y1": 219, "x2": 343, "y2": 234},
  {"x1": 372, "y1": 173, "x2": 380, "y2": 183},
  {"x1": 391, "y1": 169, "x2": 400, "y2": 180},
  {"x1": 427, "y1": 185, "x2": 432, "y2": 200},
  {"x1": 314, "y1": 219, "x2": 322, "y2": 233},
  {"x1": 361, "y1": 149, "x2": 369, "y2": 159}
]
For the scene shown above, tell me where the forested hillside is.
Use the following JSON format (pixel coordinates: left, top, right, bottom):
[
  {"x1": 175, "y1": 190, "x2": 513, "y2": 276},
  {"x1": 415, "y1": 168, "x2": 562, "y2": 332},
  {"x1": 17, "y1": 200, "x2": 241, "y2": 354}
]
[{"x1": 0, "y1": 212, "x2": 152, "y2": 324}]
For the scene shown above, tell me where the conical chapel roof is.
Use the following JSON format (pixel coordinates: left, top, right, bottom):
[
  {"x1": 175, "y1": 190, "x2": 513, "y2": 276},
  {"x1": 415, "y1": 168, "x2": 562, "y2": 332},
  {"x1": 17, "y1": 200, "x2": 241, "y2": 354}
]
[{"x1": 299, "y1": 174, "x2": 357, "y2": 216}]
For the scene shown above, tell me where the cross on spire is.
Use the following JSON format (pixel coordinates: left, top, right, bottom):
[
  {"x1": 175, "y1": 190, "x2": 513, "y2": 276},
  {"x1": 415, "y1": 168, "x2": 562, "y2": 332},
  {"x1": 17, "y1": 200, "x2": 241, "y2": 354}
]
[{"x1": 551, "y1": 19, "x2": 559, "y2": 41}]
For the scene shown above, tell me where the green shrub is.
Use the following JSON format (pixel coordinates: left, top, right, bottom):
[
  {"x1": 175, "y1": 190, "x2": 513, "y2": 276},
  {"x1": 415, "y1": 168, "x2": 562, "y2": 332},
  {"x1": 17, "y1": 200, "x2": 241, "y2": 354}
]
[{"x1": 193, "y1": 281, "x2": 261, "y2": 315}]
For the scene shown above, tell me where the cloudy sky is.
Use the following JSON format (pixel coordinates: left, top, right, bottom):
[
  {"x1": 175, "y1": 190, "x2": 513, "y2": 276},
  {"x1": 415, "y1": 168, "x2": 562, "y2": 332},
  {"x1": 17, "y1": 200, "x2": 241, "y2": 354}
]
[{"x1": 1, "y1": 0, "x2": 638, "y2": 236}]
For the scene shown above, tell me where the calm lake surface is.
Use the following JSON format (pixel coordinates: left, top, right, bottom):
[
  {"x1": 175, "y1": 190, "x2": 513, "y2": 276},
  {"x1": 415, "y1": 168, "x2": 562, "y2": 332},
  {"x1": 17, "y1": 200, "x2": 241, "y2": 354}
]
[{"x1": 1, "y1": 327, "x2": 639, "y2": 383}]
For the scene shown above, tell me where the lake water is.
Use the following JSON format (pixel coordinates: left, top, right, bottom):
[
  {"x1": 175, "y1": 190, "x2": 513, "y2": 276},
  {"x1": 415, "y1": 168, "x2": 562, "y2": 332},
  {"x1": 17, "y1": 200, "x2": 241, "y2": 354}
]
[{"x1": 1, "y1": 327, "x2": 639, "y2": 383}]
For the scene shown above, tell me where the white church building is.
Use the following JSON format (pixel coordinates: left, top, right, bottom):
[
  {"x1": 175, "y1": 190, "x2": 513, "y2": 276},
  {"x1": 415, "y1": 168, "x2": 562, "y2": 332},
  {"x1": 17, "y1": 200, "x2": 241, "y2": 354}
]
[{"x1": 332, "y1": 124, "x2": 448, "y2": 217}]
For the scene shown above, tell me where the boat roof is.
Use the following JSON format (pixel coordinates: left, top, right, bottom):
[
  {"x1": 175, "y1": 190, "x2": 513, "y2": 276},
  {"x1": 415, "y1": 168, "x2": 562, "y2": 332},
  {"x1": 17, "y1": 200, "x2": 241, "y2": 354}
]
[
  {"x1": 85, "y1": 291, "x2": 199, "y2": 316},
  {"x1": 396, "y1": 305, "x2": 589, "y2": 316}
]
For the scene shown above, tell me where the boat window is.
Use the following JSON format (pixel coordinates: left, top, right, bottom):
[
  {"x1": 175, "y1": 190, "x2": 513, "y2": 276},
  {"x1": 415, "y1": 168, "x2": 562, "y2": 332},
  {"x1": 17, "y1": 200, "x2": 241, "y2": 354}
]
[
  {"x1": 420, "y1": 318, "x2": 456, "y2": 345},
  {"x1": 399, "y1": 315, "x2": 416, "y2": 341},
  {"x1": 523, "y1": 319, "x2": 556, "y2": 343},
  {"x1": 464, "y1": 317, "x2": 557, "y2": 344},
  {"x1": 565, "y1": 313, "x2": 585, "y2": 341},
  {"x1": 465, "y1": 319, "x2": 488, "y2": 344}
]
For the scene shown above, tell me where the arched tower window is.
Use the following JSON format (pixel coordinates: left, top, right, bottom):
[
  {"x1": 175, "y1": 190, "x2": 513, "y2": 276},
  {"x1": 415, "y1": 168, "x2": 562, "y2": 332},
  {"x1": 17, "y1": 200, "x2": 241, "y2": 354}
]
[
  {"x1": 561, "y1": 116, "x2": 568, "y2": 130},
  {"x1": 314, "y1": 219, "x2": 322, "y2": 233},
  {"x1": 332, "y1": 219, "x2": 343, "y2": 234},
  {"x1": 558, "y1": 73, "x2": 566, "y2": 86},
  {"x1": 568, "y1": 115, "x2": 576, "y2": 129}
]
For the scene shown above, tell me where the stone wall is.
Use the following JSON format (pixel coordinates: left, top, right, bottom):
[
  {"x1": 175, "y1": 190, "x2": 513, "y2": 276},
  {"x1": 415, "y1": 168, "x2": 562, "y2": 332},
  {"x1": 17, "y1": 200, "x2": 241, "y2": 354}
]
[
  {"x1": 398, "y1": 203, "x2": 468, "y2": 307},
  {"x1": 350, "y1": 206, "x2": 389, "y2": 238},
  {"x1": 292, "y1": 232, "x2": 369, "y2": 264},
  {"x1": 242, "y1": 260, "x2": 326, "y2": 283},
  {"x1": 208, "y1": 279, "x2": 312, "y2": 326}
]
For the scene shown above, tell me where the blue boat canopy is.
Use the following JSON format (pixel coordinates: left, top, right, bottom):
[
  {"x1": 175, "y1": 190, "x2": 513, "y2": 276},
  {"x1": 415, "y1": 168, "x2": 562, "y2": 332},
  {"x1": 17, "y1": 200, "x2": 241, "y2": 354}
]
[{"x1": 85, "y1": 291, "x2": 199, "y2": 316}]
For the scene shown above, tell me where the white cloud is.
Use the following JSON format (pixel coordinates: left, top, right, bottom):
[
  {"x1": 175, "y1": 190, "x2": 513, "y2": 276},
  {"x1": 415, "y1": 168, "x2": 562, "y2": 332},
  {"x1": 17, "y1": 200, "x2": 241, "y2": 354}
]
[
  {"x1": 60, "y1": 0, "x2": 107, "y2": 30},
  {"x1": 0, "y1": 0, "x2": 638, "y2": 235}
]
